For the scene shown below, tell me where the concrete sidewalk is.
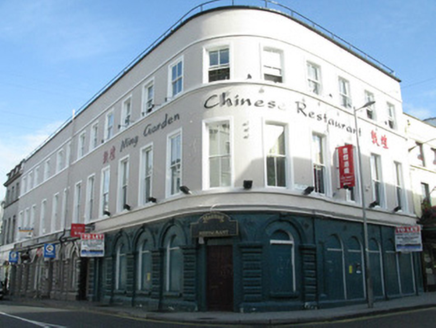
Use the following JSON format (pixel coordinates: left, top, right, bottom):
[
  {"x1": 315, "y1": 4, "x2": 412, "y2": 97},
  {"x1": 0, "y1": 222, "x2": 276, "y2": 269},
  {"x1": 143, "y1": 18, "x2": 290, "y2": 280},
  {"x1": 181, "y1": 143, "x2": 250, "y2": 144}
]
[{"x1": 5, "y1": 293, "x2": 436, "y2": 326}]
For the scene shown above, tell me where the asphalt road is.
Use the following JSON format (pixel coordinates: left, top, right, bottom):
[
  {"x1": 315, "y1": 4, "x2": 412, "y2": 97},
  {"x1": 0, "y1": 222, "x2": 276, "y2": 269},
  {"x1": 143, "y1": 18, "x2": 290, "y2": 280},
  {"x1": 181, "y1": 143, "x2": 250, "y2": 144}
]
[{"x1": 1, "y1": 301, "x2": 436, "y2": 328}]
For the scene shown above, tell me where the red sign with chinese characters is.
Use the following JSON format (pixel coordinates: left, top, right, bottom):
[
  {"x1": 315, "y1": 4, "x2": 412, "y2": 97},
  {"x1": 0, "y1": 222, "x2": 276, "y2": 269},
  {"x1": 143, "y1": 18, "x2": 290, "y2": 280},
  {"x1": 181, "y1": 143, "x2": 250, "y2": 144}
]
[
  {"x1": 338, "y1": 145, "x2": 355, "y2": 188},
  {"x1": 71, "y1": 223, "x2": 86, "y2": 238}
]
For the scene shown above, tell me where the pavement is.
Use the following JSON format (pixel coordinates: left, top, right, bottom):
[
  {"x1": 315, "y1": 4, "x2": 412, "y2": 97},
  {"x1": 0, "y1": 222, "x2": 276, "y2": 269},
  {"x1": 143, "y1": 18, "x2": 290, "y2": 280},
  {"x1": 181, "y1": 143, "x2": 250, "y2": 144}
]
[{"x1": 4, "y1": 292, "x2": 436, "y2": 326}]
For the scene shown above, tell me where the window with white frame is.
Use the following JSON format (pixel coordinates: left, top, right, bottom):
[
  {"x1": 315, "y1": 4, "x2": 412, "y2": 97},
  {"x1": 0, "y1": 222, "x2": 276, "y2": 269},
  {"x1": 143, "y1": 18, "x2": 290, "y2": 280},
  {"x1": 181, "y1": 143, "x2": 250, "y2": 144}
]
[
  {"x1": 40, "y1": 200, "x2": 46, "y2": 235},
  {"x1": 21, "y1": 177, "x2": 27, "y2": 195},
  {"x1": 432, "y1": 148, "x2": 436, "y2": 167},
  {"x1": 167, "y1": 131, "x2": 181, "y2": 196},
  {"x1": 263, "y1": 47, "x2": 283, "y2": 83},
  {"x1": 57, "y1": 149, "x2": 64, "y2": 172},
  {"x1": 415, "y1": 142, "x2": 425, "y2": 167},
  {"x1": 387, "y1": 102, "x2": 396, "y2": 129},
  {"x1": 269, "y1": 230, "x2": 295, "y2": 294},
  {"x1": 207, "y1": 121, "x2": 231, "y2": 188},
  {"x1": 170, "y1": 58, "x2": 183, "y2": 97},
  {"x1": 208, "y1": 48, "x2": 230, "y2": 82},
  {"x1": 30, "y1": 205, "x2": 36, "y2": 229},
  {"x1": 61, "y1": 188, "x2": 68, "y2": 231},
  {"x1": 118, "y1": 157, "x2": 129, "y2": 211},
  {"x1": 66, "y1": 142, "x2": 71, "y2": 167},
  {"x1": 78, "y1": 132, "x2": 86, "y2": 158},
  {"x1": 73, "y1": 182, "x2": 82, "y2": 223},
  {"x1": 34, "y1": 166, "x2": 40, "y2": 187},
  {"x1": 164, "y1": 234, "x2": 183, "y2": 292},
  {"x1": 370, "y1": 154, "x2": 383, "y2": 207},
  {"x1": 312, "y1": 134, "x2": 327, "y2": 194},
  {"x1": 105, "y1": 110, "x2": 114, "y2": 141},
  {"x1": 18, "y1": 211, "x2": 23, "y2": 233},
  {"x1": 142, "y1": 81, "x2": 155, "y2": 115},
  {"x1": 338, "y1": 77, "x2": 352, "y2": 108},
  {"x1": 364, "y1": 91, "x2": 376, "y2": 120},
  {"x1": 394, "y1": 162, "x2": 404, "y2": 211},
  {"x1": 51, "y1": 193, "x2": 59, "y2": 232},
  {"x1": 265, "y1": 124, "x2": 286, "y2": 187},
  {"x1": 121, "y1": 97, "x2": 132, "y2": 129},
  {"x1": 421, "y1": 182, "x2": 431, "y2": 206},
  {"x1": 307, "y1": 62, "x2": 321, "y2": 95},
  {"x1": 90, "y1": 122, "x2": 99, "y2": 150},
  {"x1": 101, "y1": 167, "x2": 110, "y2": 216},
  {"x1": 115, "y1": 243, "x2": 127, "y2": 290},
  {"x1": 137, "y1": 239, "x2": 152, "y2": 291},
  {"x1": 140, "y1": 145, "x2": 153, "y2": 204},
  {"x1": 28, "y1": 171, "x2": 33, "y2": 191},
  {"x1": 85, "y1": 175, "x2": 95, "y2": 223},
  {"x1": 24, "y1": 208, "x2": 30, "y2": 227}
]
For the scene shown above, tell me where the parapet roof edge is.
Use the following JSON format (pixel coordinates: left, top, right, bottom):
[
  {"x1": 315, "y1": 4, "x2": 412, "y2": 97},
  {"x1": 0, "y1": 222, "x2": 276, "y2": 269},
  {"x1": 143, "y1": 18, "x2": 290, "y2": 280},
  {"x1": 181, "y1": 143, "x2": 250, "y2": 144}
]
[{"x1": 22, "y1": 1, "x2": 399, "y2": 163}]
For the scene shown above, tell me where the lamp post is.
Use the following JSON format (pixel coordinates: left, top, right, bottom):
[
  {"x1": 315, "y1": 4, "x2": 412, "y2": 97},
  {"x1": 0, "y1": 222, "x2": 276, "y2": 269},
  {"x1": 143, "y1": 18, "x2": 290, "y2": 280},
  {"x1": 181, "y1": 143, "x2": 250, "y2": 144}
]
[{"x1": 354, "y1": 100, "x2": 376, "y2": 308}]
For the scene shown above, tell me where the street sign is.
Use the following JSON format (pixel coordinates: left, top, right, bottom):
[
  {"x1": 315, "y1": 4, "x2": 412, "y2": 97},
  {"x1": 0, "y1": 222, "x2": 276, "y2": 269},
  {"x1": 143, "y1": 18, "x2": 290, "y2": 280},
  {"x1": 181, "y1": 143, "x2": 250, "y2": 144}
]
[
  {"x1": 9, "y1": 251, "x2": 19, "y2": 263},
  {"x1": 44, "y1": 243, "x2": 56, "y2": 258}
]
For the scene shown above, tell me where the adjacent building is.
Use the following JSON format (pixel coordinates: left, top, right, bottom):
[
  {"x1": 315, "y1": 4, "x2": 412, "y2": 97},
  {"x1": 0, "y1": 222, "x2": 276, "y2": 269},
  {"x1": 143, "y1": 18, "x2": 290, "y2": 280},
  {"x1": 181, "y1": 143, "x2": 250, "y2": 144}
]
[{"x1": 0, "y1": 2, "x2": 426, "y2": 311}]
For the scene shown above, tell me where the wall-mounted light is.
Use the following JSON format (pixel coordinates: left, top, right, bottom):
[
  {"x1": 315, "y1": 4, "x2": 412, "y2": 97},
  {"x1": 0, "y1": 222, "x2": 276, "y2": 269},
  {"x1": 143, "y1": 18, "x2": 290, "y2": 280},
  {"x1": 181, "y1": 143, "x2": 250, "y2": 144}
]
[
  {"x1": 243, "y1": 180, "x2": 253, "y2": 189},
  {"x1": 123, "y1": 204, "x2": 131, "y2": 211},
  {"x1": 393, "y1": 206, "x2": 402, "y2": 212},
  {"x1": 369, "y1": 201, "x2": 379, "y2": 209},
  {"x1": 103, "y1": 210, "x2": 111, "y2": 216},
  {"x1": 148, "y1": 197, "x2": 157, "y2": 203},
  {"x1": 303, "y1": 186, "x2": 315, "y2": 195},
  {"x1": 180, "y1": 186, "x2": 192, "y2": 195}
]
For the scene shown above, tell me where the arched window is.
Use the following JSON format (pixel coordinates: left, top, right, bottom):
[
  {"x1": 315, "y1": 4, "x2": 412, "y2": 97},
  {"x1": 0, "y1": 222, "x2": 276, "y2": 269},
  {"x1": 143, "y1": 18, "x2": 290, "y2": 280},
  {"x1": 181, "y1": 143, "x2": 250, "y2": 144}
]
[
  {"x1": 115, "y1": 243, "x2": 127, "y2": 290},
  {"x1": 325, "y1": 234, "x2": 346, "y2": 300},
  {"x1": 269, "y1": 230, "x2": 295, "y2": 295},
  {"x1": 164, "y1": 234, "x2": 183, "y2": 293},
  {"x1": 137, "y1": 239, "x2": 152, "y2": 291},
  {"x1": 369, "y1": 238, "x2": 385, "y2": 297},
  {"x1": 70, "y1": 252, "x2": 78, "y2": 290}
]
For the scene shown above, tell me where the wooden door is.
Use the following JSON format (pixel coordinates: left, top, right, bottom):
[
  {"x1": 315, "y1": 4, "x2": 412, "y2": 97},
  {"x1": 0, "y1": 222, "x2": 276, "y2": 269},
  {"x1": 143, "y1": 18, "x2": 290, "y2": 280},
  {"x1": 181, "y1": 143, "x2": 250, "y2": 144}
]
[{"x1": 206, "y1": 245, "x2": 233, "y2": 311}]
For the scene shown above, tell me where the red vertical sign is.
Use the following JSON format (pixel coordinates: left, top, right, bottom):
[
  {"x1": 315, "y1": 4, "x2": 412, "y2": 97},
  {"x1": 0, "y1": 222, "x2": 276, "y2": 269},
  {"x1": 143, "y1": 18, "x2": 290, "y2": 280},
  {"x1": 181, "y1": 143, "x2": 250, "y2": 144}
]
[{"x1": 338, "y1": 145, "x2": 355, "y2": 188}]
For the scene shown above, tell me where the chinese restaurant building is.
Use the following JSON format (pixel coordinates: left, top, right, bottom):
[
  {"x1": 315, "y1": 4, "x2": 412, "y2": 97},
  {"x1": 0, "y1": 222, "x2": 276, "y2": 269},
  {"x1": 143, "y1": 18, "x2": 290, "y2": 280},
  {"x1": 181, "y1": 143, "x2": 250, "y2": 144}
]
[{"x1": 3, "y1": 1, "x2": 423, "y2": 312}]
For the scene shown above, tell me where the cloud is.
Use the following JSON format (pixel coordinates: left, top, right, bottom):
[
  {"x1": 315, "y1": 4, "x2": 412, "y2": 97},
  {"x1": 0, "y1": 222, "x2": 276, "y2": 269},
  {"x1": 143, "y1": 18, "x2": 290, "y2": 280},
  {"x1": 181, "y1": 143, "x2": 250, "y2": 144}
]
[{"x1": 0, "y1": 121, "x2": 64, "y2": 200}]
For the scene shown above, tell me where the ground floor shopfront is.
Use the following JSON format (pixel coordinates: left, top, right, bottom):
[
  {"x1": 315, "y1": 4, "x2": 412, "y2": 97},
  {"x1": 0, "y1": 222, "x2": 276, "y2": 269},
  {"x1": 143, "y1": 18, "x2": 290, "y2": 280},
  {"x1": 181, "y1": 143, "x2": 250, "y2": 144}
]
[{"x1": 9, "y1": 211, "x2": 423, "y2": 312}]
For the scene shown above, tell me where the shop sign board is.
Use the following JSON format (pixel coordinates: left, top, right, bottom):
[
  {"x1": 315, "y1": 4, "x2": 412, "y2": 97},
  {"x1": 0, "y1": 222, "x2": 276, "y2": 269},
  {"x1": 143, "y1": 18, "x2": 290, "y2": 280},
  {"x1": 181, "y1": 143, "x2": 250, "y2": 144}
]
[
  {"x1": 80, "y1": 233, "x2": 105, "y2": 257},
  {"x1": 395, "y1": 226, "x2": 422, "y2": 252}
]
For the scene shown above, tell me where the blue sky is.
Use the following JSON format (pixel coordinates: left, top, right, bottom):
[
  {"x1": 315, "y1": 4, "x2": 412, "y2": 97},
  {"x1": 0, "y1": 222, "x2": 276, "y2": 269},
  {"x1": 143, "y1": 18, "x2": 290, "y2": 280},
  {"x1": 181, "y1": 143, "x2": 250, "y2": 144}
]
[{"x1": 1, "y1": 0, "x2": 435, "y2": 200}]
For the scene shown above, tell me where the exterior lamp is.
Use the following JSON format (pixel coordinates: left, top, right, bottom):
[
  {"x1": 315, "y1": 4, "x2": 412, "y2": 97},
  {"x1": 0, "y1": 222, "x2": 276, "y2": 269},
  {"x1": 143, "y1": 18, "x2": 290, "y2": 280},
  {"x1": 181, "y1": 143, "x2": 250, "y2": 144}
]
[
  {"x1": 354, "y1": 100, "x2": 376, "y2": 309},
  {"x1": 180, "y1": 186, "x2": 192, "y2": 195}
]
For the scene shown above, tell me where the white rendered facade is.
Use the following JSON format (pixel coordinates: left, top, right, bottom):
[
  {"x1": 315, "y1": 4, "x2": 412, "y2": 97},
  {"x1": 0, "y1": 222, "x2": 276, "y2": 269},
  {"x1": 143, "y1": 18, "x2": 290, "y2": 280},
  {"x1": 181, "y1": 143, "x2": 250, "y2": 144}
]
[{"x1": 3, "y1": 4, "x2": 423, "y2": 310}]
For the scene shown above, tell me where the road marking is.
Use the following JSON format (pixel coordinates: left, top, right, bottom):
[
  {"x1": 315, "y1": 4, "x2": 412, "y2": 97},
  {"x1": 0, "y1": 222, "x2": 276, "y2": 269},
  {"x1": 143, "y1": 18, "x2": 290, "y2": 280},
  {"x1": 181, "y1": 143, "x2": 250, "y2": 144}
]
[{"x1": 0, "y1": 311, "x2": 67, "y2": 328}]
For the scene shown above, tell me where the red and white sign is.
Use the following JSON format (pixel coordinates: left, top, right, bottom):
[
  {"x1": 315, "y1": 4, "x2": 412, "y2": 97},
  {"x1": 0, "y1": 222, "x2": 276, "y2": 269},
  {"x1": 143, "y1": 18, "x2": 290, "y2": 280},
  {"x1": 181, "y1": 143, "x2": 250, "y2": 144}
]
[
  {"x1": 71, "y1": 223, "x2": 86, "y2": 238},
  {"x1": 338, "y1": 145, "x2": 355, "y2": 188},
  {"x1": 395, "y1": 226, "x2": 422, "y2": 252},
  {"x1": 80, "y1": 233, "x2": 105, "y2": 257}
]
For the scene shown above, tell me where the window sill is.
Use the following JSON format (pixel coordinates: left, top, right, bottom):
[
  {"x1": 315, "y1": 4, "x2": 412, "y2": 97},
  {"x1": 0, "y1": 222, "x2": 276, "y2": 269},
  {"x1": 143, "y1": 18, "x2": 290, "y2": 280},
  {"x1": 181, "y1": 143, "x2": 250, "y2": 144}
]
[{"x1": 163, "y1": 291, "x2": 182, "y2": 298}]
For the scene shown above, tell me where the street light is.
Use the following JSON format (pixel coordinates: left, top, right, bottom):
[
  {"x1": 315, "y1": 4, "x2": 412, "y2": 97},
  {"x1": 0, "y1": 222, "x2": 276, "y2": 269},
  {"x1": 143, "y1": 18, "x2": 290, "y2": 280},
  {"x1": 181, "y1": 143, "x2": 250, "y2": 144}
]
[{"x1": 354, "y1": 100, "x2": 376, "y2": 308}]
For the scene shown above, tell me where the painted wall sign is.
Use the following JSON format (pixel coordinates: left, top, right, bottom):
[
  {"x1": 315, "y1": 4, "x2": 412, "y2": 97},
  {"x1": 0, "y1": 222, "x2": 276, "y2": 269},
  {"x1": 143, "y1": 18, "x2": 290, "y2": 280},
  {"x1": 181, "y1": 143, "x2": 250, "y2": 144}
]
[
  {"x1": 191, "y1": 212, "x2": 239, "y2": 238},
  {"x1": 143, "y1": 113, "x2": 180, "y2": 137},
  {"x1": 337, "y1": 144, "x2": 355, "y2": 188},
  {"x1": 120, "y1": 136, "x2": 139, "y2": 152},
  {"x1": 103, "y1": 146, "x2": 116, "y2": 164},
  {"x1": 203, "y1": 92, "x2": 357, "y2": 135}
]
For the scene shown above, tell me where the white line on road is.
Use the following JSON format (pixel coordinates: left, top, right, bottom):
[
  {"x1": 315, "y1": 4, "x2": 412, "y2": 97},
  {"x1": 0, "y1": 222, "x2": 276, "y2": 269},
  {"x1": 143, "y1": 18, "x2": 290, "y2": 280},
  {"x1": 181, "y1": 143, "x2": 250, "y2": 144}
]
[{"x1": 0, "y1": 311, "x2": 67, "y2": 328}]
